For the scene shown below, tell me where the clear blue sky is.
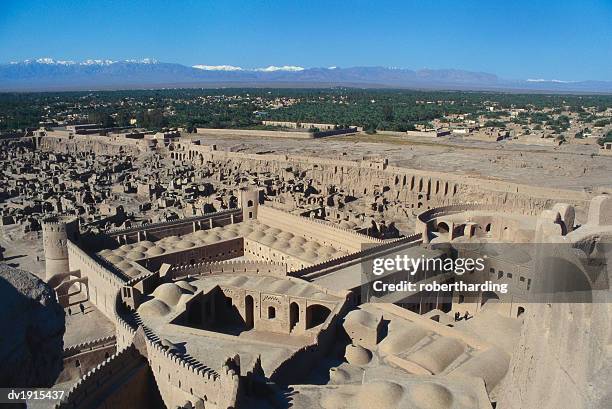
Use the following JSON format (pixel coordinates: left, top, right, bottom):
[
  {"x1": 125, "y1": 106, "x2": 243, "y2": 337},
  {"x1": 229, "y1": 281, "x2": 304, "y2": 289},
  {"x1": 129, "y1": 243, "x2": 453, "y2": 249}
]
[{"x1": 0, "y1": 0, "x2": 610, "y2": 80}]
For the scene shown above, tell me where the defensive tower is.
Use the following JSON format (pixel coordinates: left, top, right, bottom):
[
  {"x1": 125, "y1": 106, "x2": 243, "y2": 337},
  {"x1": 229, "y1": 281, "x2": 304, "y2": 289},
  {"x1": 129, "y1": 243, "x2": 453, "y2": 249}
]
[{"x1": 42, "y1": 215, "x2": 79, "y2": 281}]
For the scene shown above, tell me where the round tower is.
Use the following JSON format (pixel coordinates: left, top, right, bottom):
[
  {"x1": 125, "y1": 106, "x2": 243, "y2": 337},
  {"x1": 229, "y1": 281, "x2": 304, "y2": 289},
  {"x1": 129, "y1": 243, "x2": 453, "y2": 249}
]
[
  {"x1": 240, "y1": 188, "x2": 260, "y2": 220},
  {"x1": 42, "y1": 215, "x2": 79, "y2": 282}
]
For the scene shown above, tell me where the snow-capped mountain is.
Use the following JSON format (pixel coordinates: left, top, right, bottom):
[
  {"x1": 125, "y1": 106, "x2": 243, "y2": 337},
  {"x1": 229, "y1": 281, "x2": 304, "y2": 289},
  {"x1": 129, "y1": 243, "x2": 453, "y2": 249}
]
[
  {"x1": 12, "y1": 58, "x2": 159, "y2": 66},
  {"x1": 0, "y1": 58, "x2": 610, "y2": 92}
]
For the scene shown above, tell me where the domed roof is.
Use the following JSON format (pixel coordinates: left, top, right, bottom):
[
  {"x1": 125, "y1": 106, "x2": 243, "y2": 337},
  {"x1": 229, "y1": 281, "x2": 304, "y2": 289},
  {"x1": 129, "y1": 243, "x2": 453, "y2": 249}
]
[
  {"x1": 265, "y1": 227, "x2": 282, "y2": 235},
  {"x1": 345, "y1": 309, "x2": 379, "y2": 328},
  {"x1": 194, "y1": 230, "x2": 208, "y2": 238},
  {"x1": 132, "y1": 245, "x2": 148, "y2": 253},
  {"x1": 378, "y1": 326, "x2": 429, "y2": 356},
  {"x1": 124, "y1": 267, "x2": 142, "y2": 277},
  {"x1": 139, "y1": 240, "x2": 155, "y2": 248},
  {"x1": 152, "y1": 283, "x2": 184, "y2": 306},
  {"x1": 355, "y1": 381, "x2": 404, "y2": 409},
  {"x1": 119, "y1": 244, "x2": 133, "y2": 251},
  {"x1": 220, "y1": 230, "x2": 239, "y2": 239},
  {"x1": 204, "y1": 234, "x2": 221, "y2": 244},
  {"x1": 146, "y1": 246, "x2": 165, "y2": 256},
  {"x1": 304, "y1": 241, "x2": 321, "y2": 250},
  {"x1": 278, "y1": 231, "x2": 294, "y2": 240},
  {"x1": 407, "y1": 383, "x2": 453, "y2": 409},
  {"x1": 260, "y1": 235, "x2": 277, "y2": 245},
  {"x1": 290, "y1": 236, "x2": 307, "y2": 245},
  {"x1": 174, "y1": 280, "x2": 197, "y2": 293},
  {"x1": 237, "y1": 225, "x2": 254, "y2": 235},
  {"x1": 345, "y1": 344, "x2": 372, "y2": 365},
  {"x1": 113, "y1": 248, "x2": 127, "y2": 256},
  {"x1": 116, "y1": 260, "x2": 133, "y2": 270},
  {"x1": 176, "y1": 240, "x2": 196, "y2": 249},
  {"x1": 138, "y1": 299, "x2": 171, "y2": 316},
  {"x1": 126, "y1": 251, "x2": 146, "y2": 260},
  {"x1": 248, "y1": 230, "x2": 266, "y2": 240},
  {"x1": 286, "y1": 246, "x2": 305, "y2": 257},
  {"x1": 105, "y1": 254, "x2": 124, "y2": 263},
  {"x1": 303, "y1": 250, "x2": 320, "y2": 262},
  {"x1": 274, "y1": 241, "x2": 291, "y2": 250}
]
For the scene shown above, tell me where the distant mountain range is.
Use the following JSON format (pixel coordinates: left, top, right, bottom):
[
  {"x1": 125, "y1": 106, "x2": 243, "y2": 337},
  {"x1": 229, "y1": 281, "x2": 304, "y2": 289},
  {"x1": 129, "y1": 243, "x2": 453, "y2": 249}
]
[{"x1": 0, "y1": 58, "x2": 611, "y2": 93}]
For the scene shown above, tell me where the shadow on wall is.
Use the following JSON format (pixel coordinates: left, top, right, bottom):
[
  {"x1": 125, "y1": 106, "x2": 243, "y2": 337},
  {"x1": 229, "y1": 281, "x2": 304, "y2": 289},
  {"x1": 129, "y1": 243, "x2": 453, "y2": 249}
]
[{"x1": 0, "y1": 265, "x2": 65, "y2": 388}]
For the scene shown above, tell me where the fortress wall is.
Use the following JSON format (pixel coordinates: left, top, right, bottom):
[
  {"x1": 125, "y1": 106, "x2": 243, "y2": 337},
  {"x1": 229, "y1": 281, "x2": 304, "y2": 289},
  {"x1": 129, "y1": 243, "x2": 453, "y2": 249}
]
[
  {"x1": 67, "y1": 240, "x2": 126, "y2": 321},
  {"x1": 243, "y1": 238, "x2": 312, "y2": 271},
  {"x1": 498, "y1": 302, "x2": 612, "y2": 409},
  {"x1": 196, "y1": 127, "x2": 316, "y2": 139},
  {"x1": 175, "y1": 143, "x2": 590, "y2": 215},
  {"x1": 257, "y1": 206, "x2": 380, "y2": 253},
  {"x1": 40, "y1": 136, "x2": 145, "y2": 156},
  {"x1": 57, "y1": 336, "x2": 117, "y2": 384},
  {"x1": 138, "y1": 237, "x2": 244, "y2": 271},
  {"x1": 168, "y1": 259, "x2": 287, "y2": 279},
  {"x1": 63, "y1": 336, "x2": 117, "y2": 359},
  {"x1": 38, "y1": 135, "x2": 591, "y2": 215},
  {"x1": 106, "y1": 208, "x2": 242, "y2": 242},
  {"x1": 113, "y1": 294, "x2": 138, "y2": 349},
  {"x1": 55, "y1": 345, "x2": 148, "y2": 409},
  {"x1": 291, "y1": 234, "x2": 419, "y2": 280},
  {"x1": 139, "y1": 324, "x2": 239, "y2": 409}
]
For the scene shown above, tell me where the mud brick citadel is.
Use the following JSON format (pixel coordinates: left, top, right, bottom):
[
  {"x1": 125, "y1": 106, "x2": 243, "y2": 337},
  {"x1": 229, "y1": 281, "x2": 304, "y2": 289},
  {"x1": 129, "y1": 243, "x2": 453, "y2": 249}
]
[{"x1": 1, "y1": 127, "x2": 610, "y2": 409}]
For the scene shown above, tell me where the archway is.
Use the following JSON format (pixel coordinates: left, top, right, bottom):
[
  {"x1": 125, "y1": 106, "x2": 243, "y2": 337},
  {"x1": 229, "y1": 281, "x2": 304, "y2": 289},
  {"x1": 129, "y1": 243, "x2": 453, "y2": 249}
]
[
  {"x1": 481, "y1": 291, "x2": 500, "y2": 306},
  {"x1": 306, "y1": 304, "x2": 331, "y2": 329},
  {"x1": 245, "y1": 295, "x2": 254, "y2": 330},
  {"x1": 437, "y1": 221, "x2": 450, "y2": 237},
  {"x1": 290, "y1": 302, "x2": 300, "y2": 331}
]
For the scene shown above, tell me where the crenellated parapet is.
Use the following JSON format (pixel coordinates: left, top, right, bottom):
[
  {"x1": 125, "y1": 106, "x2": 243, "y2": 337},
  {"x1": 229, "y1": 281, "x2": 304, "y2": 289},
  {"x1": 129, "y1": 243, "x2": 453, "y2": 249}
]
[
  {"x1": 105, "y1": 208, "x2": 241, "y2": 236},
  {"x1": 135, "y1": 317, "x2": 241, "y2": 409},
  {"x1": 168, "y1": 259, "x2": 288, "y2": 279},
  {"x1": 292, "y1": 234, "x2": 420, "y2": 279},
  {"x1": 54, "y1": 345, "x2": 145, "y2": 409},
  {"x1": 63, "y1": 336, "x2": 117, "y2": 359}
]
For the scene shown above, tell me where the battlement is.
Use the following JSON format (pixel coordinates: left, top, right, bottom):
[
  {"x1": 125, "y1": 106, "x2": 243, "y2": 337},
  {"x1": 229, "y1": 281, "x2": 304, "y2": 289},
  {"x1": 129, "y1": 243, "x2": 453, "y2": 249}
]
[
  {"x1": 63, "y1": 336, "x2": 117, "y2": 359},
  {"x1": 168, "y1": 259, "x2": 288, "y2": 279},
  {"x1": 130, "y1": 314, "x2": 242, "y2": 408},
  {"x1": 67, "y1": 240, "x2": 128, "y2": 285},
  {"x1": 262, "y1": 205, "x2": 385, "y2": 242},
  {"x1": 105, "y1": 208, "x2": 241, "y2": 236},
  {"x1": 292, "y1": 233, "x2": 421, "y2": 279},
  {"x1": 43, "y1": 214, "x2": 78, "y2": 226},
  {"x1": 55, "y1": 345, "x2": 143, "y2": 409}
]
